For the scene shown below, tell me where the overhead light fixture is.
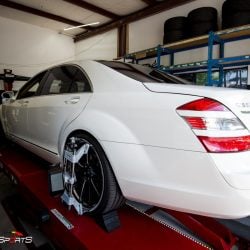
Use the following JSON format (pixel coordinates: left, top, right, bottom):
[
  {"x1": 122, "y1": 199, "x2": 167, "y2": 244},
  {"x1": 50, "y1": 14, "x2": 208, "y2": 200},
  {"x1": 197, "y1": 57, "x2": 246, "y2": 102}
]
[{"x1": 64, "y1": 22, "x2": 100, "y2": 31}]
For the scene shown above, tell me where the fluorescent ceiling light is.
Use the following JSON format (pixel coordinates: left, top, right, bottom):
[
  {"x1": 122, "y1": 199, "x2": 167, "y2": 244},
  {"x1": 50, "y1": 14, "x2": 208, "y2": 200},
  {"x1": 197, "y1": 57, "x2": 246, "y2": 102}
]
[{"x1": 64, "y1": 22, "x2": 100, "y2": 31}]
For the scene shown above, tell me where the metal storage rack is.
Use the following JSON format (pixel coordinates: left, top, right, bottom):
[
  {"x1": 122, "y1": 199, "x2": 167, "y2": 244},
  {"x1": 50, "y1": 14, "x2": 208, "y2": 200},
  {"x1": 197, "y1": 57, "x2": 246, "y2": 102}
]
[{"x1": 125, "y1": 25, "x2": 250, "y2": 86}]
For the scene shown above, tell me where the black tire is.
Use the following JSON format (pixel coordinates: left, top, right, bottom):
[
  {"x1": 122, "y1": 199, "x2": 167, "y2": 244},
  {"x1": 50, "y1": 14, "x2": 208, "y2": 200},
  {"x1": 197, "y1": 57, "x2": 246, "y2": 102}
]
[
  {"x1": 223, "y1": 0, "x2": 250, "y2": 14},
  {"x1": 188, "y1": 7, "x2": 218, "y2": 23},
  {"x1": 222, "y1": 1, "x2": 231, "y2": 19},
  {"x1": 163, "y1": 30, "x2": 187, "y2": 44},
  {"x1": 63, "y1": 132, "x2": 124, "y2": 214},
  {"x1": 222, "y1": 11, "x2": 250, "y2": 29},
  {"x1": 189, "y1": 21, "x2": 218, "y2": 37},
  {"x1": 164, "y1": 16, "x2": 187, "y2": 33}
]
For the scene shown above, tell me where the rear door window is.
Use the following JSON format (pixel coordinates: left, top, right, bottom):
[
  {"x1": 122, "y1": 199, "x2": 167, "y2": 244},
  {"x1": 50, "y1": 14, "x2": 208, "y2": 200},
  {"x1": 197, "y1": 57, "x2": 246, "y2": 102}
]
[
  {"x1": 42, "y1": 66, "x2": 77, "y2": 95},
  {"x1": 70, "y1": 69, "x2": 92, "y2": 93},
  {"x1": 42, "y1": 65, "x2": 92, "y2": 95}
]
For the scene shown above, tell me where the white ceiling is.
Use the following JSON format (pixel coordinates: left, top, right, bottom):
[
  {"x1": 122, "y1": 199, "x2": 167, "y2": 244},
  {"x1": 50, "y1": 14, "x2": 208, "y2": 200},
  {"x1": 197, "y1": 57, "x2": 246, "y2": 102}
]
[{"x1": 0, "y1": 0, "x2": 148, "y2": 36}]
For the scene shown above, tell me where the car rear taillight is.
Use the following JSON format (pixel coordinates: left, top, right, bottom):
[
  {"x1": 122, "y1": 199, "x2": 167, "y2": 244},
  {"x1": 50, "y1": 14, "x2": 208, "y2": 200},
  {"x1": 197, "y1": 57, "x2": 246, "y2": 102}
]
[
  {"x1": 184, "y1": 117, "x2": 206, "y2": 130},
  {"x1": 177, "y1": 98, "x2": 228, "y2": 111},
  {"x1": 177, "y1": 98, "x2": 250, "y2": 153},
  {"x1": 198, "y1": 136, "x2": 250, "y2": 152}
]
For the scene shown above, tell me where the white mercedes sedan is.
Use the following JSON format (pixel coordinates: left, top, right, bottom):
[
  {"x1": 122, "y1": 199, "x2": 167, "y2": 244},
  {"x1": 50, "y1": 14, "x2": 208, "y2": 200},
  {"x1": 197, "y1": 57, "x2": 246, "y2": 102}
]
[{"x1": 1, "y1": 60, "x2": 250, "y2": 219}]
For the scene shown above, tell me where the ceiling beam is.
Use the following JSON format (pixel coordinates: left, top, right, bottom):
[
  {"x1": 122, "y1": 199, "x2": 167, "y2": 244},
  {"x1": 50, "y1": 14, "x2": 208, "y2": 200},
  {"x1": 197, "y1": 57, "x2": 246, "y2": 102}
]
[
  {"x1": 75, "y1": 0, "x2": 195, "y2": 42},
  {"x1": 141, "y1": 0, "x2": 158, "y2": 5},
  {"x1": 63, "y1": 0, "x2": 120, "y2": 20},
  {"x1": 0, "y1": 0, "x2": 94, "y2": 30}
]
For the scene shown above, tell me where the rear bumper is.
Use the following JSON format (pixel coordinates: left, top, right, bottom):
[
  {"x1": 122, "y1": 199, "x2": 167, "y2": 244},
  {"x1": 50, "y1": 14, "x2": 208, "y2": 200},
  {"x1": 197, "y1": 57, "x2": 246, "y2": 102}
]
[
  {"x1": 210, "y1": 151, "x2": 250, "y2": 190},
  {"x1": 101, "y1": 141, "x2": 250, "y2": 219}
]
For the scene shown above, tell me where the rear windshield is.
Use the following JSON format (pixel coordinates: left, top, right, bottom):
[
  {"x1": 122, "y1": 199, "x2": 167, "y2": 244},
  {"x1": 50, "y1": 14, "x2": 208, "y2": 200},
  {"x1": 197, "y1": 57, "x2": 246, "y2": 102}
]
[{"x1": 98, "y1": 60, "x2": 190, "y2": 84}]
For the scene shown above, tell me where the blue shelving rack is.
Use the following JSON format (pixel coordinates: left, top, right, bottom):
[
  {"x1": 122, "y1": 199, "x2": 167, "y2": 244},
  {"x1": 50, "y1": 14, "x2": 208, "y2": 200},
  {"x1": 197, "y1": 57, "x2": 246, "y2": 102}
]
[{"x1": 125, "y1": 25, "x2": 250, "y2": 87}]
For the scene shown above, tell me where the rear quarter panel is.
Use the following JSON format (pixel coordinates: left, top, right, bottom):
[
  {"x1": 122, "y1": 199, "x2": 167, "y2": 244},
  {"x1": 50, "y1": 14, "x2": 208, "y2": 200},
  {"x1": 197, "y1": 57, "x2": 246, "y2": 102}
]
[{"x1": 81, "y1": 92, "x2": 202, "y2": 147}]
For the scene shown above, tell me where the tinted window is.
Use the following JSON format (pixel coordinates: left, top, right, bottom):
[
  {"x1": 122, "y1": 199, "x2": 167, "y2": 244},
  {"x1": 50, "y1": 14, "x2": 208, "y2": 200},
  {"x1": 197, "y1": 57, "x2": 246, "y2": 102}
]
[
  {"x1": 42, "y1": 66, "x2": 91, "y2": 95},
  {"x1": 71, "y1": 69, "x2": 91, "y2": 93},
  {"x1": 98, "y1": 61, "x2": 190, "y2": 84},
  {"x1": 43, "y1": 66, "x2": 77, "y2": 95},
  {"x1": 17, "y1": 71, "x2": 47, "y2": 99}
]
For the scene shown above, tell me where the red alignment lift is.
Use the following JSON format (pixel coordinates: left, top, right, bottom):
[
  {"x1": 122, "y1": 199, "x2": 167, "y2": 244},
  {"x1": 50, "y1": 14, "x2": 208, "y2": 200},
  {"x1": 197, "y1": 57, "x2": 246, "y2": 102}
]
[{"x1": 0, "y1": 145, "x2": 247, "y2": 250}]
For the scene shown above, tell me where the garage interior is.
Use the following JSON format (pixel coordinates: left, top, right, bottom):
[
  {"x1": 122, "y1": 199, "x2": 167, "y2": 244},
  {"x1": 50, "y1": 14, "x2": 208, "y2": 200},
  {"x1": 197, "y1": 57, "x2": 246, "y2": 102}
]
[{"x1": 0, "y1": 0, "x2": 250, "y2": 249}]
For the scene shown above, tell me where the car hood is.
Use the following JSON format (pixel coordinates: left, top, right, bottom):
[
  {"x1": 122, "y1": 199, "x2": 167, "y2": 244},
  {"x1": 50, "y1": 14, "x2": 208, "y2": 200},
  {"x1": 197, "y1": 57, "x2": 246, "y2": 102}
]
[{"x1": 143, "y1": 82, "x2": 250, "y2": 131}]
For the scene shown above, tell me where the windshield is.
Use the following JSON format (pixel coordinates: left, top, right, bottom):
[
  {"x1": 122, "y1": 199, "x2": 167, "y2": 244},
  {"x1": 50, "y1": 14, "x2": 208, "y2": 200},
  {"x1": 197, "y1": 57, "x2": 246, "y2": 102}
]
[{"x1": 98, "y1": 60, "x2": 191, "y2": 84}]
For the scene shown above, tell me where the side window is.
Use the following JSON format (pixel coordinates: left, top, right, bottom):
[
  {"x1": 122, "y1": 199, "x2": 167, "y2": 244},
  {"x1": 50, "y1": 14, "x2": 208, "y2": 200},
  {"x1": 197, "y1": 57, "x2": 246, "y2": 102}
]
[
  {"x1": 42, "y1": 66, "x2": 77, "y2": 95},
  {"x1": 70, "y1": 69, "x2": 91, "y2": 93},
  {"x1": 17, "y1": 71, "x2": 47, "y2": 99}
]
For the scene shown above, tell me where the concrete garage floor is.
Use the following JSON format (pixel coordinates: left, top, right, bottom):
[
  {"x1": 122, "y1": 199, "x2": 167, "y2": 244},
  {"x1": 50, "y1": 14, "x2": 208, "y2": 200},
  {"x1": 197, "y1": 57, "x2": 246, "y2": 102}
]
[{"x1": 0, "y1": 171, "x2": 27, "y2": 250}]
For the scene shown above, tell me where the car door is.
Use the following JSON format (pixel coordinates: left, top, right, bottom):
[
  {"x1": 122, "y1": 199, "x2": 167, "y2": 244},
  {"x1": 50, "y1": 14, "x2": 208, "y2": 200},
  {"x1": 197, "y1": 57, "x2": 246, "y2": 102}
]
[
  {"x1": 26, "y1": 65, "x2": 92, "y2": 155},
  {"x1": 2, "y1": 71, "x2": 47, "y2": 141}
]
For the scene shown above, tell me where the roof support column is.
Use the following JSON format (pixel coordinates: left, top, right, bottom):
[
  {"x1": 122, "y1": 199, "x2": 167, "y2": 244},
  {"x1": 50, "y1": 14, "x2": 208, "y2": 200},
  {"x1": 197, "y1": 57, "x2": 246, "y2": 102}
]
[{"x1": 117, "y1": 24, "x2": 128, "y2": 58}]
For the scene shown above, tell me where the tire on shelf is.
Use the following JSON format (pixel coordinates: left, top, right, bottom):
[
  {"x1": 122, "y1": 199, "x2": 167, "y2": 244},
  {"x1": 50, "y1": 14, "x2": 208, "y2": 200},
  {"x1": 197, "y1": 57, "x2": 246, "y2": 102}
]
[
  {"x1": 189, "y1": 22, "x2": 218, "y2": 37},
  {"x1": 188, "y1": 7, "x2": 218, "y2": 23},
  {"x1": 223, "y1": 0, "x2": 250, "y2": 14},
  {"x1": 164, "y1": 16, "x2": 187, "y2": 33},
  {"x1": 163, "y1": 30, "x2": 186, "y2": 44},
  {"x1": 222, "y1": 11, "x2": 250, "y2": 29},
  {"x1": 63, "y1": 132, "x2": 125, "y2": 215}
]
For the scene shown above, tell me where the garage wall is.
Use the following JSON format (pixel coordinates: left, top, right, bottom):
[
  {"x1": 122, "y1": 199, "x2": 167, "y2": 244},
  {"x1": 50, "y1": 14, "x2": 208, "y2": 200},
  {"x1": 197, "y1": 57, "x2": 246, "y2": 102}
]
[
  {"x1": 75, "y1": 29, "x2": 117, "y2": 61},
  {"x1": 0, "y1": 16, "x2": 75, "y2": 90}
]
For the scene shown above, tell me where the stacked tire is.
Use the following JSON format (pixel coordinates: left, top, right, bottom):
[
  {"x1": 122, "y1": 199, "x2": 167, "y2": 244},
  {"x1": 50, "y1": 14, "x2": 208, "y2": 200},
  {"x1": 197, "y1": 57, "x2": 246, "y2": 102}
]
[
  {"x1": 187, "y1": 7, "x2": 218, "y2": 38},
  {"x1": 163, "y1": 16, "x2": 187, "y2": 44},
  {"x1": 222, "y1": 0, "x2": 250, "y2": 29}
]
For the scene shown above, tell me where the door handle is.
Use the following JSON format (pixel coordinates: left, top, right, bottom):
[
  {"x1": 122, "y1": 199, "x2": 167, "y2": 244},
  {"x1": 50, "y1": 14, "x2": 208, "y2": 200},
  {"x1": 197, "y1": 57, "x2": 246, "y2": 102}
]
[{"x1": 64, "y1": 97, "x2": 80, "y2": 104}]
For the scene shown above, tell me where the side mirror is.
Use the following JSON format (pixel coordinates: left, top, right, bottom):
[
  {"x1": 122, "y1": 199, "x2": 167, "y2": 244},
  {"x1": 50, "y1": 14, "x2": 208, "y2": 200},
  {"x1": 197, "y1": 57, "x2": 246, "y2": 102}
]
[{"x1": 1, "y1": 91, "x2": 14, "y2": 104}]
